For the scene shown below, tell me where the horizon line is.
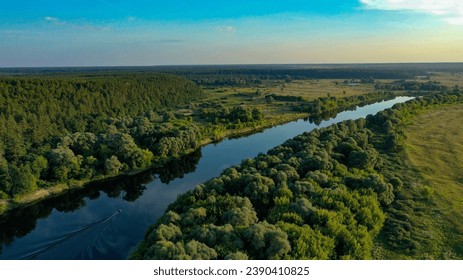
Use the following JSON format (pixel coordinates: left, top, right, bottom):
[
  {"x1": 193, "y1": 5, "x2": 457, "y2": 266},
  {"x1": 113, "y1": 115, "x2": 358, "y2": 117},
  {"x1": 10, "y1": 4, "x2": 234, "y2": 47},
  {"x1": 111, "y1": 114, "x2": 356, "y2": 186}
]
[{"x1": 2, "y1": 61, "x2": 463, "y2": 70}]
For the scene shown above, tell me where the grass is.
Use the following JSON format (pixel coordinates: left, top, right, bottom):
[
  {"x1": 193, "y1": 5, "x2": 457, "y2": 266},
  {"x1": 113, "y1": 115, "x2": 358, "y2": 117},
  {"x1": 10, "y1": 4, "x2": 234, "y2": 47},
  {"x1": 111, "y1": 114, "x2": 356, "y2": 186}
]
[
  {"x1": 203, "y1": 79, "x2": 378, "y2": 102},
  {"x1": 429, "y1": 72, "x2": 463, "y2": 88},
  {"x1": 200, "y1": 79, "x2": 381, "y2": 128},
  {"x1": 401, "y1": 104, "x2": 463, "y2": 258},
  {"x1": 264, "y1": 79, "x2": 376, "y2": 99}
]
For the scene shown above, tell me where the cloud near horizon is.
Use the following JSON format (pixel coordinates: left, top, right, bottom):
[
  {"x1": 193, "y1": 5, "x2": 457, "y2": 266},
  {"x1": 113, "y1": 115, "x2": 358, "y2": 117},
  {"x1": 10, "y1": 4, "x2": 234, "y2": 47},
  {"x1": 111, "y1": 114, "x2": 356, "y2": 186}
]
[
  {"x1": 360, "y1": 0, "x2": 463, "y2": 25},
  {"x1": 44, "y1": 16, "x2": 65, "y2": 25},
  {"x1": 215, "y1": 25, "x2": 236, "y2": 33},
  {"x1": 44, "y1": 16, "x2": 112, "y2": 32}
]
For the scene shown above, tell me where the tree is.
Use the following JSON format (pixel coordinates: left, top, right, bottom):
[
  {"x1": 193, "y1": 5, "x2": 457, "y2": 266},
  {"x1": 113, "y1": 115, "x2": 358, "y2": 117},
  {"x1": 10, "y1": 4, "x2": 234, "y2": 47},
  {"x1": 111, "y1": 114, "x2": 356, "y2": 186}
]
[
  {"x1": 251, "y1": 108, "x2": 264, "y2": 121},
  {"x1": 184, "y1": 240, "x2": 218, "y2": 260},
  {"x1": 224, "y1": 251, "x2": 249, "y2": 260},
  {"x1": 105, "y1": 155, "x2": 122, "y2": 175},
  {"x1": 222, "y1": 205, "x2": 258, "y2": 227},
  {"x1": 278, "y1": 222, "x2": 335, "y2": 259},
  {"x1": 148, "y1": 223, "x2": 182, "y2": 243},
  {"x1": 163, "y1": 112, "x2": 176, "y2": 122},
  {"x1": 265, "y1": 95, "x2": 274, "y2": 104},
  {"x1": 347, "y1": 149, "x2": 377, "y2": 169},
  {"x1": 9, "y1": 165, "x2": 37, "y2": 197},
  {"x1": 144, "y1": 241, "x2": 186, "y2": 260},
  {"x1": 243, "y1": 221, "x2": 291, "y2": 259},
  {"x1": 189, "y1": 224, "x2": 244, "y2": 256},
  {"x1": 31, "y1": 155, "x2": 48, "y2": 178},
  {"x1": 0, "y1": 155, "x2": 11, "y2": 196}
]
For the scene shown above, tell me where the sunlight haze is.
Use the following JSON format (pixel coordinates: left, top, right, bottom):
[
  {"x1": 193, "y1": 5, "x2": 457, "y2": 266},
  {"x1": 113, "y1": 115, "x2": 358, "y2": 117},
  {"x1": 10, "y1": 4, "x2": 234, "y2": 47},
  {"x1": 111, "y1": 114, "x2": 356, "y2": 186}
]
[{"x1": 1, "y1": 0, "x2": 462, "y2": 67}]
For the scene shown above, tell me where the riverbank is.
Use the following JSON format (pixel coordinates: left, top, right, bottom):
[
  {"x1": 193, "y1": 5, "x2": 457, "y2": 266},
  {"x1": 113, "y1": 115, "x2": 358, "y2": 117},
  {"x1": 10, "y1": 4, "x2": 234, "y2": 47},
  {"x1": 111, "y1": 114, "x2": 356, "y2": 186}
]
[{"x1": 0, "y1": 111, "x2": 308, "y2": 217}]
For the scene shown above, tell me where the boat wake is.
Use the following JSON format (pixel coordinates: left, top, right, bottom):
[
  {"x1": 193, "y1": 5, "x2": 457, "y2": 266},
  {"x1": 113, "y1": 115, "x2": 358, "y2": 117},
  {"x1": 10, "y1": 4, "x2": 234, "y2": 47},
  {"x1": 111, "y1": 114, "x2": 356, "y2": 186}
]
[{"x1": 20, "y1": 210, "x2": 122, "y2": 260}]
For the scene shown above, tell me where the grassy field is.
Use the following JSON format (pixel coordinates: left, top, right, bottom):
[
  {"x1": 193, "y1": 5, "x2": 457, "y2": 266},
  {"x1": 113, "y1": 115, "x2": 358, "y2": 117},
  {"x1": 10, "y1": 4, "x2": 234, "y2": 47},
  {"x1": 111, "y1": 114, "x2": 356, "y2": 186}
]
[
  {"x1": 403, "y1": 104, "x2": 463, "y2": 258},
  {"x1": 199, "y1": 79, "x2": 380, "y2": 123},
  {"x1": 198, "y1": 75, "x2": 461, "y2": 131},
  {"x1": 265, "y1": 79, "x2": 377, "y2": 99},
  {"x1": 429, "y1": 72, "x2": 463, "y2": 88},
  {"x1": 203, "y1": 79, "x2": 377, "y2": 101}
]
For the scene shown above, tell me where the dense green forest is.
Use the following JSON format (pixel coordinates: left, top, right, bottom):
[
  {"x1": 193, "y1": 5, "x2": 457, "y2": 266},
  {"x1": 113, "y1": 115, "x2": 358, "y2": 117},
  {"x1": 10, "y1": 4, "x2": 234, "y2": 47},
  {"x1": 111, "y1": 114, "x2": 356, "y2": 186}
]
[
  {"x1": 0, "y1": 74, "x2": 206, "y2": 199},
  {"x1": 132, "y1": 89, "x2": 463, "y2": 260}
]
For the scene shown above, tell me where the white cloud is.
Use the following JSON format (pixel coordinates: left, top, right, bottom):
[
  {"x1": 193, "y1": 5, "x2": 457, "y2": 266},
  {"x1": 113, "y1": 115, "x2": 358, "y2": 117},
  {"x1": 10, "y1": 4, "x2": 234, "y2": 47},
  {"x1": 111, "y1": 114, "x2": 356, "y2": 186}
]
[
  {"x1": 44, "y1": 16, "x2": 112, "y2": 32},
  {"x1": 215, "y1": 25, "x2": 236, "y2": 33},
  {"x1": 446, "y1": 16, "x2": 463, "y2": 25},
  {"x1": 126, "y1": 16, "x2": 137, "y2": 22},
  {"x1": 360, "y1": 0, "x2": 463, "y2": 25},
  {"x1": 44, "y1": 16, "x2": 65, "y2": 25}
]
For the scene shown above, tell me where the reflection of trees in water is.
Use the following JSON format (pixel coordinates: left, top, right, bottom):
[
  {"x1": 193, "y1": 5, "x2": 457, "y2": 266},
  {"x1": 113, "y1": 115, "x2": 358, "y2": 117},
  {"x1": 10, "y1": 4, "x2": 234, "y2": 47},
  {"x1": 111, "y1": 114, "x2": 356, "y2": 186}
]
[
  {"x1": 308, "y1": 105, "x2": 359, "y2": 126},
  {"x1": 93, "y1": 172, "x2": 152, "y2": 201},
  {"x1": 0, "y1": 148, "x2": 202, "y2": 256},
  {"x1": 158, "y1": 149, "x2": 202, "y2": 184},
  {"x1": 0, "y1": 198, "x2": 57, "y2": 252}
]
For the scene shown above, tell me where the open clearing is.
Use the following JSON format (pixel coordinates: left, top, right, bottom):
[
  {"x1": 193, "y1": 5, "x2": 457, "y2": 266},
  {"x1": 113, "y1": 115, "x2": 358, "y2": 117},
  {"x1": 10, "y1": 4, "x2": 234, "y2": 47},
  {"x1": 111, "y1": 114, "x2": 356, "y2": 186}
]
[{"x1": 404, "y1": 104, "x2": 463, "y2": 256}]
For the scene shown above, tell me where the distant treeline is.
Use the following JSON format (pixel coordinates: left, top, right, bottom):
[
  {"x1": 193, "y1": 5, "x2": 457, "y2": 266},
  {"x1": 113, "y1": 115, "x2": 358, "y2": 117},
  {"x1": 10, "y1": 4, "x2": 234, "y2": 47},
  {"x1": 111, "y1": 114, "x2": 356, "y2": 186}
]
[
  {"x1": 296, "y1": 91, "x2": 398, "y2": 115},
  {"x1": 132, "y1": 89, "x2": 463, "y2": 260},
  {"x1": 374, "y1": 80, "x2": 450, "y2": 91},
  {"x1": 0, "y1": 65, "x2": 442, "y2": 88},
  {"x1": 181, "y1": 68, "x2": 425, "y2": 86},
  {"x1": 3, "y1": 63, "x2": 463, "y2": 76}
]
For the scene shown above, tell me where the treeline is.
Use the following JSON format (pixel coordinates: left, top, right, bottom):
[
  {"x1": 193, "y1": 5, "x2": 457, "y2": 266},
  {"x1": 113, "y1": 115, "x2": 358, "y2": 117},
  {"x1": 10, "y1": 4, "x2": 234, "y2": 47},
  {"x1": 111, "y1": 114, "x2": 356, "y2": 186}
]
[
  {"x1": 297, "y1": 91, "x2": 397, "y2": 115},
  {"x1": 266, "y1": 94, "x2": 304, "y2": 103},
  {"x1": 174, "y1": 68, "x2": 424, "y2": 87},
  {"x1": 342, "y1": 77, "x2": 375, "y2": 85},
  {"x1": 0, "y1": 74, "x2": 206, "y2": 198},
  {"x1": 374, "y1": 80, "x2": 449, "y2": 91},
  {"x1": 132, "y1": 88, "x2": 463, "y2": 260},
  {"x1": 199, "y1": 105, "x2": 264, "y2": 126}
]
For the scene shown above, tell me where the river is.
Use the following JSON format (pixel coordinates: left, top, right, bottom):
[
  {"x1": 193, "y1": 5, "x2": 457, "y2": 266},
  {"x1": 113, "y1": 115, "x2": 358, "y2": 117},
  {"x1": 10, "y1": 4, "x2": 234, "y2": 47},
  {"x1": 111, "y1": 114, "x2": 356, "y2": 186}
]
[{"x1": 0, "y1": 96, "x2": 413, "y2": 260}]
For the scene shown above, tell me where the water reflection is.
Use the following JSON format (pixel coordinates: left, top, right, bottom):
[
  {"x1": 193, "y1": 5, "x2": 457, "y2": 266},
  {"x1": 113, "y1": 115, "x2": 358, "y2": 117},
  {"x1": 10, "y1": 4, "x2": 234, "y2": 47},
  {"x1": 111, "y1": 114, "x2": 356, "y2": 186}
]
[
  {"x1": 158, "y1": 149, "x2": 202, "y2": 184},
  {"x1": 0, "y1": 150, "x2": 202, "y2": 258}
]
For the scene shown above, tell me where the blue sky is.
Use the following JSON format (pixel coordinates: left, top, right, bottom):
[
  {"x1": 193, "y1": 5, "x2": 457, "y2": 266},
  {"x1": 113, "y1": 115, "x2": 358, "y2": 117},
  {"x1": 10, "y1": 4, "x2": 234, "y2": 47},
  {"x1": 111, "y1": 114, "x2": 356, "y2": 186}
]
[{"x1": 1, "y1": 0, "x2": 462, "y2": 67}]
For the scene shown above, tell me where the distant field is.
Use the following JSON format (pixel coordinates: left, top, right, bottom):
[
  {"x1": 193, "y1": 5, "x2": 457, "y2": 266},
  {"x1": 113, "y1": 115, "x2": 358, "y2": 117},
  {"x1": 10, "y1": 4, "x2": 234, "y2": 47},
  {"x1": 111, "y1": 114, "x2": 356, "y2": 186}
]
[
  {"x1": 264, "y1": 79, "x2": 376, "y2": 99},
  {"x1": 202, "y1": 79, "x2": 379, "y2": 116},
  {"x1": 204, "y1": 79, "x2": 376, "y2": 101},
  {"x1": 430, "y1": 72, "x2": 463, "y2": 88},
  {"x1": 404, "y1": 104, "x2": 463, "y2": 256}
]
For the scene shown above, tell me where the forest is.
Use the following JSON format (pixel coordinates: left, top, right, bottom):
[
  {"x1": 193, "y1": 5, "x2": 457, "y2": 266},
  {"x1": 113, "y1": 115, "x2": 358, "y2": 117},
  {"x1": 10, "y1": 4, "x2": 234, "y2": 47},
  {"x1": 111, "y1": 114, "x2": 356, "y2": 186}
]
[
  {"x1": 0, "y1": 74, "x2": 206, "y2": 199},
  {"x1": 132, "y1": 89, "x2": 463, "y2": 260}
]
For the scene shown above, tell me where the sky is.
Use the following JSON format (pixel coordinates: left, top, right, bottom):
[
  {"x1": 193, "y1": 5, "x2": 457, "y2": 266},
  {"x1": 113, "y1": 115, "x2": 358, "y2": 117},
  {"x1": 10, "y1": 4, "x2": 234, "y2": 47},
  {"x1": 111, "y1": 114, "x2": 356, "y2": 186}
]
[{"x1": 1, "y1": 0, "x2": 463, "y2": 67}]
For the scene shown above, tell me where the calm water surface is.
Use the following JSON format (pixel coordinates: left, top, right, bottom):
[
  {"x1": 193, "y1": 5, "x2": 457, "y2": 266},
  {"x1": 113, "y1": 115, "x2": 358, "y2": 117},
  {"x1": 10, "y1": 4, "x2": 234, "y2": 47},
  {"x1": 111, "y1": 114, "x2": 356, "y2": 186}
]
[{"x1": 0, "y1": 96, "x2": 413, "y2": 260}]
